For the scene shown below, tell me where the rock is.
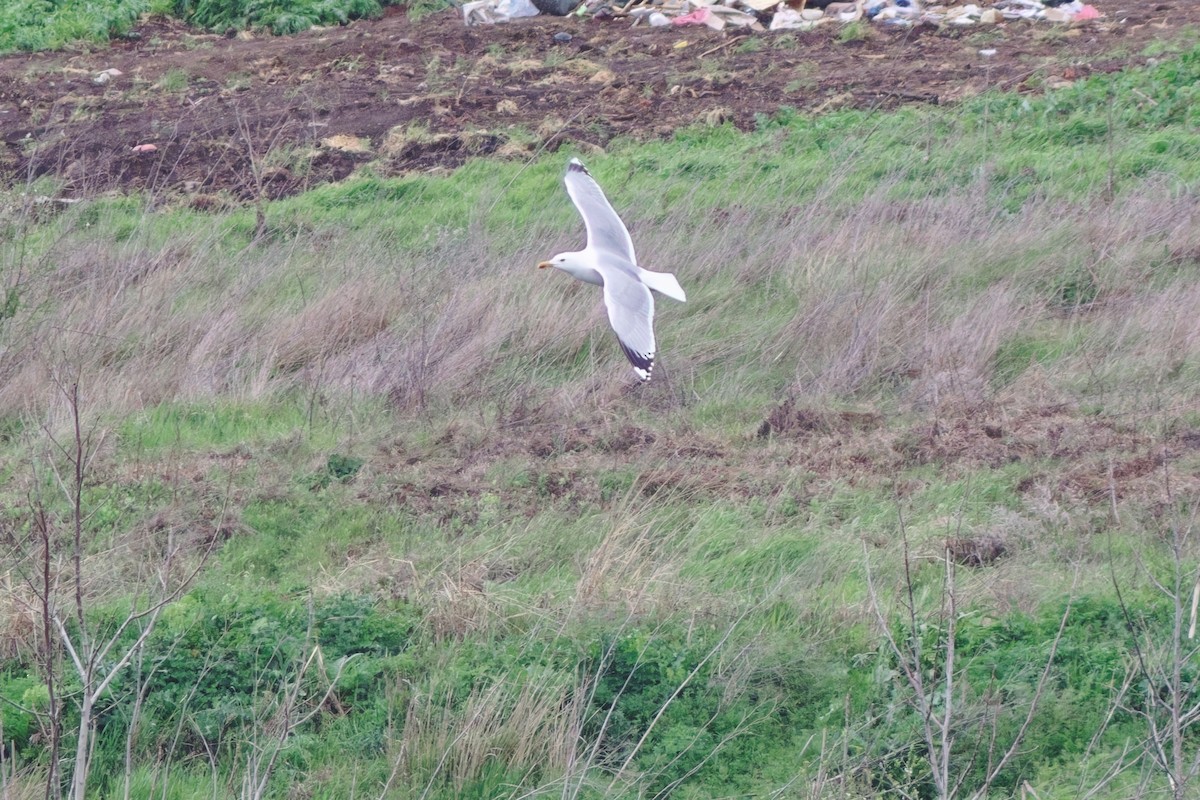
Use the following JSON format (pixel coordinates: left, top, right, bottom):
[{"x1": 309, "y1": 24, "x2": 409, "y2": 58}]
[
  {"x1": 553, "y1": 31, "x2": 573, "y2": 42},
  {"x1": 979, "y1": 8, "x2": 999, "y2": 23}
]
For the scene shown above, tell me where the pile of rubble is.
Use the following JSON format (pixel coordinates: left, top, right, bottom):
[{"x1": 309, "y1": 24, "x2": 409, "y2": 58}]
[{"x1": 463, "y1": 0, "x2": 1103, "y2": 30}]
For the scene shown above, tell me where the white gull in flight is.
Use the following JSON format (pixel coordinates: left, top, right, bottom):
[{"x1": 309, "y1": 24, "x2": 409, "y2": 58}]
[{"x1": 538, "y1": 158, "x2": 687, "y2": 382}]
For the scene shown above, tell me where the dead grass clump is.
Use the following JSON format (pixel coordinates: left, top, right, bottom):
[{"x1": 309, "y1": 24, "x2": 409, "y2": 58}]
[
  {"x1": 424, "y1": 561, "x2": 500, "y2": 641},
  {"x1": 378, "y1": 124, "x2": 505, "y2": 162},
  {"x1": 268, "y1": 280, "x2": 396, "y2": 374},
  {"x1": 757, "y1": 398, "x2": 882, "y2": 439},
  {"x1": 944, "y1": 535, "x2": 1008, "y2": 567},
  {"x1": 571, "y1": 514, "x2": 688, "y2": 620},
  {"x1": 379, "y1": 122, "x2": 446, "y2": 159},
  {"x1": 906, "y1": 284, "x2": 1029, "y2": 411},
  {"x1": 387, "y1": 669, "x2": 583, "y2": 797}
]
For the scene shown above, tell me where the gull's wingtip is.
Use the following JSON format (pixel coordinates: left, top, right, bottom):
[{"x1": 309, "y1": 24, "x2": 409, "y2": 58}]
[
  {"x1": 619, "y1": 341, "x2": 654, "y2": 382},
  {"x1": 567, "y1": 157, "x2": 589, "y2": 175}
]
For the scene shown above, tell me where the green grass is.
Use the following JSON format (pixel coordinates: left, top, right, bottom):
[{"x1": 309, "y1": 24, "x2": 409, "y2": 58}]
[
  {"x1": 0, "y1": 0, "x2": 164, "y2": 53},
  {"x1": 0, "y1": 0, "x2": 451, "y2": 53},
  {"x1": 2, "y1": 45, "x2": 1200, "y2": 800}
]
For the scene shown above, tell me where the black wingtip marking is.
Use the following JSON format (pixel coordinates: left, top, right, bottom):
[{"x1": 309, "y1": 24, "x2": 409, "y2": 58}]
[
  {"x1": 619, "y1": 342, "x2": 654, "y2": 381},
  {"x1": 568, "y1": 158, "x2": 590, "y2": 176}
]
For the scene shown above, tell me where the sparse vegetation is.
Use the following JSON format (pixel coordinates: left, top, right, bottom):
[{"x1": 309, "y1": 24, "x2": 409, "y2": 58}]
[
  {"x1": 0, "y1": 0, "x2": 169, "y2": 52},
  {"x1": 1, "y1": 30, "x2": 1200, "y2": 800},
  {"x1": 169, "y1": 0, "x2": 385, "y2": 34},
  {"x1": 0, "y1": 0, "x2": 454, "y2": 52}
]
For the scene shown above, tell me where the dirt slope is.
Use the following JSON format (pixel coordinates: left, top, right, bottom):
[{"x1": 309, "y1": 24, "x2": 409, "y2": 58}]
[{"x1": 0, "y1": 0, "x2": 1193, "y2": 199}]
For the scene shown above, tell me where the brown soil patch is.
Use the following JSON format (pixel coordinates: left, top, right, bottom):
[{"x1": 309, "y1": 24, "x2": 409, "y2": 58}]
[{"x1": 0, "y1": 0, "x2": 1194, "y2": 199}]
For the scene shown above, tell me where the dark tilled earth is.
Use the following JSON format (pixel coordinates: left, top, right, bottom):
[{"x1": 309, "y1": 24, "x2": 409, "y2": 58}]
[{"x1": 0, "y1": 0, "x2": 1194, "y2": 199}]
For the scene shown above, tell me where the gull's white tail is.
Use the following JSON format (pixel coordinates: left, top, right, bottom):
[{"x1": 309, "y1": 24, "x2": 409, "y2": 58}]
[{"x1": 638, "y1": 269, "x2": 687, "y2": 303}]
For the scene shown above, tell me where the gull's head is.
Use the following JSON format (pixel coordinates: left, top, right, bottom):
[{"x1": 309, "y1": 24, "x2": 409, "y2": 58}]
[
  {"x1": 538, "y1": 250, "x2": 602, "y2": 286},
  {"x1": 537, "y1": 253, "x2": 568, "y2": 272},
  {"x1": 538, "y1": 252, "x2": 578, "y2": 273}
]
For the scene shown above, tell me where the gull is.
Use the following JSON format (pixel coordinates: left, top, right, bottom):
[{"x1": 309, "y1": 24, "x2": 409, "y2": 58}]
[{"x1": 538, "y1": 158, "x2": 687, "y2": 382}]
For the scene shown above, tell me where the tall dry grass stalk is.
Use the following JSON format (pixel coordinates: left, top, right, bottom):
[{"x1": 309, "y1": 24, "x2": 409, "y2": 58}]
[
  {"x1": 570, "y1": 507, "x2": 685, "y2": 621},
  {"x1": 383, "y1": 670, "x2": 585, "y2": 799}
]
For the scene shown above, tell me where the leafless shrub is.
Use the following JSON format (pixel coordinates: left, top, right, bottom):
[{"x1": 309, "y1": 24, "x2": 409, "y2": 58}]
[
  {"x1": 1110, "y1": 460, "x2": 1200, "y2": 800},
  {"x1": 863, "y1": 507, "x2": 1075, "y2": 800}
]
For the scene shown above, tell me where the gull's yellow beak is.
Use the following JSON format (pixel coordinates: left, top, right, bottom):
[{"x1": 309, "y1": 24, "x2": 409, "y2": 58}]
[{"x1": 537, "y1": 261, "x2": 552, "y2": 270}]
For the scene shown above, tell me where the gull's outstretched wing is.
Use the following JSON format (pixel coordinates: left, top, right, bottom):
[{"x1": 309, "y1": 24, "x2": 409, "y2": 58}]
[
  {"x1": 601, "y1": 265, "x2": 656, "y2": 381},
  {"x1": 564, "y1": 158, "x2": 638, "y2": 265}
]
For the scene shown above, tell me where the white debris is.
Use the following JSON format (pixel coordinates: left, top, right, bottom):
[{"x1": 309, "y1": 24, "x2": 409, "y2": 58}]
[
  {"x1": 93, "y1": 68, "x2": 122, "y2": 85},
  {"x1": 542, "y1": 0, "x2": 1103, "y2": 31},
  {"x1": 463, "y1": 0, "x2": 539, "y2": 25}
]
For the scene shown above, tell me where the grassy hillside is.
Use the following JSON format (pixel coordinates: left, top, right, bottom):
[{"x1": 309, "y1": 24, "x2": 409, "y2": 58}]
[
  {"x1": 1, "y1": 43, "x2": 1199, "y2": 799},
  {"x1": 0, "y1": 0, "x2": 433, "y2": 53}
]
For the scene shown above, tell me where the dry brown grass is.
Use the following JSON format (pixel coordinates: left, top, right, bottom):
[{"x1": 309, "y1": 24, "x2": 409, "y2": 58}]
[
  {"x1": 1, "y1": 164, "x2": 1198, "y2": 440},
  {"x1": 386, "y1": 668, "x2": 585, "y2": 798}
]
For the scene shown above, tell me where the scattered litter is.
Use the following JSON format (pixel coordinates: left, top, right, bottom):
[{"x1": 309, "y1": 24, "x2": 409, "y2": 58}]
[
  {"x1": 533, "y1": 0, "x2": 579, "y2": 15},
  {"x1": 708, "y1": 5, "x2": 760, "y2": 27},
  {"x1": 131, "y1": 143, "x2": 157, "y2": 153},
  {"x1": 93, "y1": 68, "x2": 122, "y2": 85},
  {"x1": 462, "y1": 0, "x2": 539, "y2": 25},
  {"x1": 672, "y1": 7, "x2": 722, "y2": 28},
  {"x1": 769, "y1": 9, "x2": 821, "y2": 30},
  {"x1": 512, "y1": 0, "x2": 1107, "y2": 31}
]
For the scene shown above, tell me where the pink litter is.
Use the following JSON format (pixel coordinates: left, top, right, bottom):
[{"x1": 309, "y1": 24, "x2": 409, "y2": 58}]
[{"x1": 672, "y1": 7, "x2": 713, "y2": 26}]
